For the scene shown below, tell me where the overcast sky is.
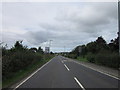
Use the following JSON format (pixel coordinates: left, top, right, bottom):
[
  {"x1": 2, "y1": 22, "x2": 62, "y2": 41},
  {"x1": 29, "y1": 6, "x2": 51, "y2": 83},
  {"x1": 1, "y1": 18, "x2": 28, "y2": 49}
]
[{"x1": 1, "y1": 1, "x2": 118, "y2": 52}]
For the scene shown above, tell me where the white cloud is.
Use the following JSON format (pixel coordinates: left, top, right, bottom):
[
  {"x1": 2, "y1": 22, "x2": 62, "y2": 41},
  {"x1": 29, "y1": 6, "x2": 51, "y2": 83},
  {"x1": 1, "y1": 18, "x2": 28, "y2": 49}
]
[
  {"x1": 1, "y1": 0, "x2": 117, "y2": 2},
  {"x1": 2, "y1": 2, "x2": 118, "y2": 52}
]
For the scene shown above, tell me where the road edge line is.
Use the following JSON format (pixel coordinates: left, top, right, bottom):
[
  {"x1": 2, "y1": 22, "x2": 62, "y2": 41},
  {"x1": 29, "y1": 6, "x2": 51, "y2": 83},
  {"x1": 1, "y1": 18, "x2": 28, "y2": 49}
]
[
  {"x1": 72, "y1": 60, "x2": 120, "y2": 80},
  {"x1": 14, "y1": 57, "x2": 54, "y2": 89}
]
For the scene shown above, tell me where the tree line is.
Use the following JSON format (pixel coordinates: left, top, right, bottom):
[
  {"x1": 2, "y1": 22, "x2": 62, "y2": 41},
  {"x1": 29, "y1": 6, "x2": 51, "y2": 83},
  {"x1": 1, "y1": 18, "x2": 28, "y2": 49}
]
[
  {"x1": 66, "y1": 32, "x2": 120, "y2": 69},
  {"x1": 2, "y1": 41, "x2": 53, "y2": 82}
]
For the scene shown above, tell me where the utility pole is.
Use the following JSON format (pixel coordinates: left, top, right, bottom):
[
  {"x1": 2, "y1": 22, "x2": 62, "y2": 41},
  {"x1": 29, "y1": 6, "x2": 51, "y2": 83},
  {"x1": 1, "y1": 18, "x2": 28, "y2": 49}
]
[
  {"x1": 49, "y1": 40, "x2": 53, "y2": 53},
  {"x1": 118, "y1": 0, "x2": 120, "y2": 55},
  {"x1": 118, "y1": 0, "x2": 120, "y2": 71}
]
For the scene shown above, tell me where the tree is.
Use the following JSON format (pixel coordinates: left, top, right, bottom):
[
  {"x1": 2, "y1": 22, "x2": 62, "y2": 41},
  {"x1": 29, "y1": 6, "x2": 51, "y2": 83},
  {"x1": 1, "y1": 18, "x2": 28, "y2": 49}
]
[
  {"x1": 70, "y1": 46, "x2": 79, "y2": 56},
  {"x1": 80, "y1": 45, "x2": 87, "y2": 57},
  {"x1": 50, "y1": 51, "x2": 54, "y2": 54},
  {"x1": 29, "y1": 47, "x2": 38, "y2": 52},
  {"x1": 86, "y1": 41, "x2": 97, "y2": 54},
  {"x1": 2, "y1": 44, "x2": 8, "y2": 56},
  {"x1": 95, "y1": 36, "x2": 108, "y2": 52},
  {"x1": 37, "y1": 47, "x2": 44, "y2": 54},
  {"x1": 108, "y1": 33, "x2": 119, "y2": 52},
  {"x1": 96, "y1": 36, "x2": 106, "y2": 45},
  {"x1": 14, "y1": 41, "x2": 24, "y2": 50}
]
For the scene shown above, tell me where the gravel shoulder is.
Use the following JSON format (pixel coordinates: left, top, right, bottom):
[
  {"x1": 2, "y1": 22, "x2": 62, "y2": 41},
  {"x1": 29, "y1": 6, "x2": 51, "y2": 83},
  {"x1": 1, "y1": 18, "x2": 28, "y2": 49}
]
[{"x1": 65, "y1": 57, "x2": 119, "y2": 79}]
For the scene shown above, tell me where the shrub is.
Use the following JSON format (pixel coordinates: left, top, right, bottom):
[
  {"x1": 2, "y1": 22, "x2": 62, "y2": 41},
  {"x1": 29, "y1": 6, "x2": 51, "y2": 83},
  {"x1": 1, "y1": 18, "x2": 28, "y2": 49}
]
[
  {"x1": 86, "y1": 52, "x2": 95, "y2": 63},
  {"x1": 2, "y1": 50, "x2": 43, "y2": 81},
  {"x1": 95, "y1": 52, "x2": 120, "y2": 69},
  {"x1": 67, "y1": 54, "x2": 77, "y2": 59}
]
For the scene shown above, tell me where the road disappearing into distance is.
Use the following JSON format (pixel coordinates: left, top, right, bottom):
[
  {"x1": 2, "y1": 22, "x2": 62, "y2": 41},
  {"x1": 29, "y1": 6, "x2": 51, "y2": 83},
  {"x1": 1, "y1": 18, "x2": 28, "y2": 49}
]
[{"x1": 15, "y1": 56, "x2": 119, "y2": 89}]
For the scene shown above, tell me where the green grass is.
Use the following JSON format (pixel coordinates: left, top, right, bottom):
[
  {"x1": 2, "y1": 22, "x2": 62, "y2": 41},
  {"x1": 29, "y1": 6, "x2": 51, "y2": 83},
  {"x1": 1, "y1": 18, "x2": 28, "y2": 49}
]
[
  {"x1": 3, "y1": 55, "x2": 54, "y2": 88},
  {"x1": 77, "y1": 57, "x2": 88, "y2": 62}
]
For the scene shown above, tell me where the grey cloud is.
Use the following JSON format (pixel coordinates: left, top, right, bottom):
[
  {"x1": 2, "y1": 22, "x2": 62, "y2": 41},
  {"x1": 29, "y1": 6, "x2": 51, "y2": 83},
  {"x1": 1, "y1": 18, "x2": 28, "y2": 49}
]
[
  {"x1": 24, "y1": 27, "x2": 90, "y2": 49},
  {"x1": 27, "y1": 2, "x2": 117, "y2": 48},
  {"x1": 25, "y1": 31, "x2": 49, "y2": 45},
  {"x1": 55, "y1": 2, "x2": 117, "y2": 38},
  {"x1": 3, "y1": 2, "x2": 118, "y2": 52}
]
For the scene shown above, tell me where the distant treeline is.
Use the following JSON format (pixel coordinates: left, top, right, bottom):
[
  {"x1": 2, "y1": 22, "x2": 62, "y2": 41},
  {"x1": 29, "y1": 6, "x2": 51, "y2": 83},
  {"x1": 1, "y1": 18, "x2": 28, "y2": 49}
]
[
  {"x1": 66, "y1": 33, "x2": 120, "y2": 69},
  {"x1": 2, "y1": 41, "x2": 53, "y2": 82}
]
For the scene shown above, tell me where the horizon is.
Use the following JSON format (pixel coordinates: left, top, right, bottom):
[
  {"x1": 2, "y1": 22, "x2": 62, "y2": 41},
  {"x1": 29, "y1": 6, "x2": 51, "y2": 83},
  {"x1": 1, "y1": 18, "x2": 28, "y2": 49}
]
[{"x1": 1, "y1": 1, "x2": 118, "y2": 52}]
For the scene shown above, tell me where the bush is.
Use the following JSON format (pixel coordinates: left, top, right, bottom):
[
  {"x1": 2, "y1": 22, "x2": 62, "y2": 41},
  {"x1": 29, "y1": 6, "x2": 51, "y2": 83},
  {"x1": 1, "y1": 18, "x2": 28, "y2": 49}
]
[
  {"x1": 95, "y1": 52, "x2": 120, "y2": 69},
  {"x1": 2, "y1": 50, "x2": 43, "y2": 81},
  {"x1": 2, "y1": 41, "x2": 54, "y2": 84},
  {"x1": 86, "y1": 52, "x2": 95, "y2": 63},
  {"x1": 67, "y1": 54, "x2": 77, "y2": 59}
]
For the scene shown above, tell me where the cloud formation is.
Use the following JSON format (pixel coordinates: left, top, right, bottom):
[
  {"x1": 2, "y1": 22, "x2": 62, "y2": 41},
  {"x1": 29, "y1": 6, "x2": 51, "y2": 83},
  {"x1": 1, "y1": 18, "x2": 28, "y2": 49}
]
[{"x1": 2, "y1": 2, "x2": 118, "y2": 52}]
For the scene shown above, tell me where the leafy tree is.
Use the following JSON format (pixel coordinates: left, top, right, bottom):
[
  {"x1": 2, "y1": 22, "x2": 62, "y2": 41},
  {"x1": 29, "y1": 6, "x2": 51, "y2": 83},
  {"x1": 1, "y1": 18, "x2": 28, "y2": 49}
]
[
  {"x1": 37, "y1": 47, "x2": 44, "y2": 54},
  {"x1": 80, "y1": 45, "x2": 87, "y2": 57},
  {"x1": 14, "y1": 41, "x2": 23, "y2": 50},
  {"x1": 95, "y1": 36, "x2": 108, "y2": 52},
  {"x1": 70, "y1": 46, "x2": 79, "y2": 55},
  {"x1": 50, "y1": 51, "x2": 54, "y2": 54},
  {"x1": 2, "y1": 44, "x2": 8, "y2": 56},
  {"x1": 96, "y1": 36, "x2": 106, "y2": 45},
  {"x1": 86, "y1": 41, "x2": 97, "y2": 54},
  {"x1": 108, "y1": 33, "x2": 119, "y2": 52},
  {"x1": 29, "y1": 47, "x2": 38, "y2": 52}
]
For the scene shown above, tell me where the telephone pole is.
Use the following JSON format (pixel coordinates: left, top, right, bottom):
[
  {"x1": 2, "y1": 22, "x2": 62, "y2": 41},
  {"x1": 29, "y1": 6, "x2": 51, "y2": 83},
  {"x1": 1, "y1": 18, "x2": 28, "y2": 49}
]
[
  {"x1": 118, "y1": 0, "x2": 120, "y2": 55},
  {"x1": 49, "y1": 40, "x2": 53, "y2": 53}
]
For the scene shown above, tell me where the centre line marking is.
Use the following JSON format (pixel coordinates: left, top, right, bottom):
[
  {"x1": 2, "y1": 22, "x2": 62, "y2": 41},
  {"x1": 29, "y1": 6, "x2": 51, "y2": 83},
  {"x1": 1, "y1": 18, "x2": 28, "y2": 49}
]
[
  {"x1": 64, "y1": 64, "x2": 70, "y2": 71},
  {"x1": 74, "y1": 77, "x2": 85, "y2": 90}
]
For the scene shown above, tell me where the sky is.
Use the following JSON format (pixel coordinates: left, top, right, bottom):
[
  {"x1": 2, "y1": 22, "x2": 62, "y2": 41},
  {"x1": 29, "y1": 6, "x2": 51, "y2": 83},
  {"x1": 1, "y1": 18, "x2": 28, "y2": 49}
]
[{"x1": 1, "y1": 0, "x2": 118, "y2": 52}]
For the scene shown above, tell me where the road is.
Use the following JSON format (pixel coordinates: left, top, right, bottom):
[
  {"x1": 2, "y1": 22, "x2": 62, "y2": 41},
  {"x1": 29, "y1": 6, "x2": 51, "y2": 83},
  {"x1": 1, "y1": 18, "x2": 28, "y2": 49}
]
[{"x1": 16, "y1": 56, "x2": 119, "y2": 89}]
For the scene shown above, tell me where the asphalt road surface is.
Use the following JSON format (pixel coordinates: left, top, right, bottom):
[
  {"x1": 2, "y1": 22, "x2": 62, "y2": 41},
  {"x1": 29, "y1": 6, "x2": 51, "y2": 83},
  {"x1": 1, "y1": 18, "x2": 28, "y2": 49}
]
[{"x1": 16, "y1": 56, "x2": 119, "y2": 89}]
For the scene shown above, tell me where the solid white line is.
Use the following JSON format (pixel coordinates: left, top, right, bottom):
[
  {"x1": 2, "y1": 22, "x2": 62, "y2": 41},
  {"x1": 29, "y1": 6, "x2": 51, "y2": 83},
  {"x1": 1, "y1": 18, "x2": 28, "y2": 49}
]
[
  {"x1": 64, "y1": 64, "x2": 70, "y2": 71},
  {"x1": 74, "y1": 77, "x2": 85, "y2": 90},
  {"x1": 72, "y1": 60, "x2": 120, "y2": 80},
  {"x1": 14, "y1": 57, "x2": 54, "y2": 90}
]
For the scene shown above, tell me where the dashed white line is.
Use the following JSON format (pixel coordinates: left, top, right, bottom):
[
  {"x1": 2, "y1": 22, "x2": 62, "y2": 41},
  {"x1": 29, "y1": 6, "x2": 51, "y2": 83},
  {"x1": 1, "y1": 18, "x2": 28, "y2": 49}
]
[
  {"x1": 72, "y1": 60, "x2": 120, "y2": 80},
  {"x1": 74, "y1": 77, "x2": 85, "y2": 90},
  {"x1": 61, "y1": 61, "x2": 64, "y2": 63},
  {"x1": 64, "y1": 64, "x2": 70, "y2": 71},
  {"x1": 14, "y1": 58, "x2": 54, "y2": 90}
]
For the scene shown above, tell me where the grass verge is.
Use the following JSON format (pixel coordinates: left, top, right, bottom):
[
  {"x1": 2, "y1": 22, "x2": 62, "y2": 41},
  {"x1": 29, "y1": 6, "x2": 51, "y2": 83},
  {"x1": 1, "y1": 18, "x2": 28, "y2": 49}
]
[
  {"x1": 3, "y1": 55, "x2": 54, "y2": 88},
  {"x1": 77, "y1": 57, "x2": 88, "y2": 62}
]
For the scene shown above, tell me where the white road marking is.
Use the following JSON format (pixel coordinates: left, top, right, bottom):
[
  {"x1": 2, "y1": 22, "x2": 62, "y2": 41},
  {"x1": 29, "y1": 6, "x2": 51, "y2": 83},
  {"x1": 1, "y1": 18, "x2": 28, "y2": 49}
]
[
  {"x1": 74, "y1": 77, "x2": 85, "y2": 90},
  {"x1": 63, "y1": 60, "x2": 67, "y2": 62},
  {"x1": 64, "y1": 64, "x2": 70, "y2": 71},
  {"x1": 72, "y1": 60, "x2": 120, "y2": 80},
  {"x1": 61, "y1": 61, "x2": 64, "y2": 63},
  {"x1": 14, "y1": 57, "x2": 54, "y2": 90}
]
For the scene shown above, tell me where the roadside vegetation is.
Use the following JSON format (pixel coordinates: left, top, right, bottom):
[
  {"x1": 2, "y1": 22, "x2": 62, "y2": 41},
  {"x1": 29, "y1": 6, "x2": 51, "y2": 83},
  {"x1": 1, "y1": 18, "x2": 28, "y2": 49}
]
[
  {"x1": 65, "y1": 32, "x2": 120, "y2": 69},
  {"x1": 2, "y1": 41, "x2": 54, "y2": 88}
]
